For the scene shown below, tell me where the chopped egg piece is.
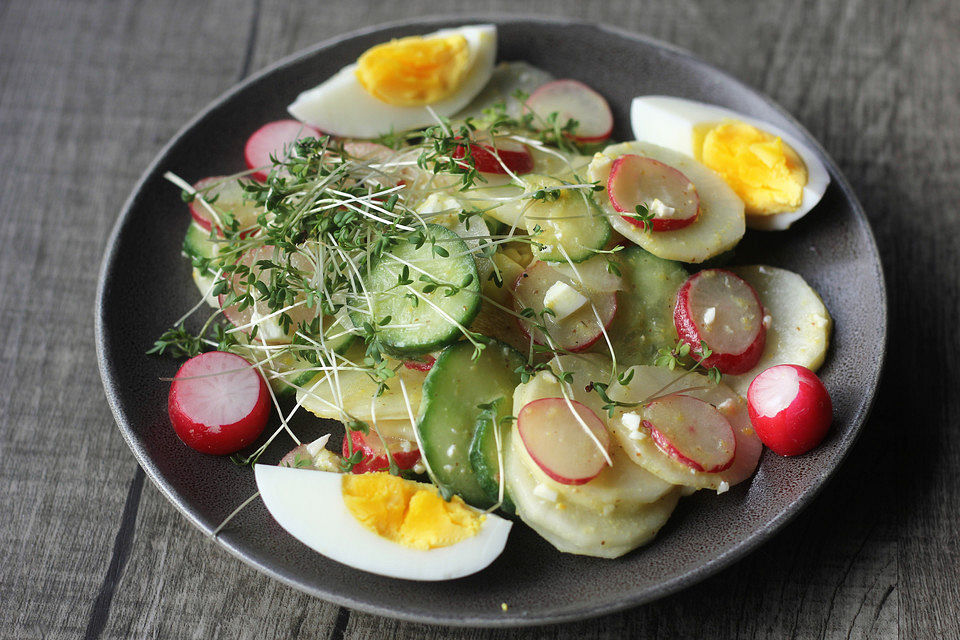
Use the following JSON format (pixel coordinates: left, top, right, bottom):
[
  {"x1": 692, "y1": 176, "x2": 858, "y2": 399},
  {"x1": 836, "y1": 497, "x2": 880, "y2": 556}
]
[
  {"x1": 543, "y1": 281, "x2": 588, "y2": 320},
  {"x1": 702, "y1": 306, "x2": 717, "y2": 326},
  {"x1": 533, "y1": 483, "x2": 559, "y2": 502},
  {"x1": 620, "y1": 411, "x2": 642, "y2": 432},
  {"x1": 647, "y1": 198, "x2": 678, "y2": 219}
]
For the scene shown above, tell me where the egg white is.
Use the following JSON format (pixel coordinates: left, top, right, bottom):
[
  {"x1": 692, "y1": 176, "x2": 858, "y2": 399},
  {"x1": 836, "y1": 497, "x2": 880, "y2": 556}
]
[
  {"x1": 254, "y1": 465, "x2": 512, "y2": 581},
  {"x1": 630, "y1": 96, "x2": 830, "y2": 230},
  {"x1": 288, "y1": 25, "x2": 497, "y2": 139}
]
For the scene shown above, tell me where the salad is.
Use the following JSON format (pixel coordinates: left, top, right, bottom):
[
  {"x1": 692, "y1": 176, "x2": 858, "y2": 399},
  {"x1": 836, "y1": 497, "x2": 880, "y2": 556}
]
[{"x1": 154, "y1": 24, "x2": 835, "y2": 581}]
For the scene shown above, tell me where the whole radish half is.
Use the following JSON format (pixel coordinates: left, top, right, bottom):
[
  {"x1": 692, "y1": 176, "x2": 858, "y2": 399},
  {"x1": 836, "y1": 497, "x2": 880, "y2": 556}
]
[
  {"x1": 642, "y1": 394, "x2": 737, "y2": 473},
  {"x1": 747, "y1": 364, "x2": 833, "y2": 456},
  {"x1": 188, "y1": 176, "x2": 261, "y2": 235},
  {"x1": 607, "y1": 154, "x2": 700, "y2": 231},
  {"x1": 517, "y1": 398, "x2": 611, "y2": 485},
  {"x1": 452, "y1": 137, "x2": 534, "y2": 175},
  {"x1": 674, "y1": 268, "x2": 766, "y2": 374},
  {"x1": 167, "y1": 351, "x2": 270, "y2": 455},
  {"x1": 244, "y1": 120, "x2": 322, "y2": 181},
  {"x1": 526, "y1": 79, "x2": 613, "y2": 143},
  {"x1": 342, "y1": 429, "x2": 421, "y2": 474},
  {"x1": 512, "y1": 261, "x2": 617, "y2": 352}
]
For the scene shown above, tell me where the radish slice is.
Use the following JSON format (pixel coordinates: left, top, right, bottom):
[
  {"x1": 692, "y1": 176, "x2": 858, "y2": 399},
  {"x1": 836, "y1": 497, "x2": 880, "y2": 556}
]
[
  {"x1": 526, "y1": 80, "x2": 613, "y2": 143},
  {"x1": 219, "y1": 246, "x2": 320, "y2": 343},
  {"x1": 188, "y1": 176, "x2": 261, "y2": 234},
  {"x1": 517, "y1": 398, "x2": 610, "y2": 485},
  {"x1": 608, "y1": 155, "x2": 700, "y2": 232},
  {"x1": 674, "y1": 269, "x2": 766, "y2": 374},
  {"x1": 642, "y1": 394, "x2": 736, "y2": 473},
  {"x1": 167, "y1": 351, "x2": 270, "y2": 455},
  {"x1": 342, "y1": 429, "x2": 421, "y2": 474},
  {"x1": 452, "y1": 136, "x2": 534, "y2": 175},
  {"x1": 609, "y1": 365, "x2": 761, "y2": 490},
  {"x1": 512, "y1": 261, "x2": 617, "y2": 352},
  {"x1": 244, "y1": 120, "x2": 322, "y2": 181},
  {"x1": 747, "y1": 364, "x2": 832, "y2": 456}
]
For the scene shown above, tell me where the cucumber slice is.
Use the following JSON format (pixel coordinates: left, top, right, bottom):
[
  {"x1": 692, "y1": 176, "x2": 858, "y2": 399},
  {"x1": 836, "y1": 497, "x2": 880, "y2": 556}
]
[
  {"x1": 596, "y1": 246, "x2": 687, "y2": 368},
  {"x1": 524, "y1": 175, "x2": 611, "y2": 263},
  {"x1": 468, "y1": 398, "x2": 516, "y2": 513},
  {"x1": 353, "y1": 224, "x2": 481, "y2": 357},
  {"x1": 416, "y1": 338, "x2": 526, "y2": 507},
  {"x1": 182, "y1": 222, "x2": 218, "y2": 262}
]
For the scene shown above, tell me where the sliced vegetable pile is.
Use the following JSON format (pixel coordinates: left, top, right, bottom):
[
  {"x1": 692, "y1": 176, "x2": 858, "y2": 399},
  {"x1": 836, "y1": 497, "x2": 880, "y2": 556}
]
[{"x1": 150, "y1": 24, "x2": 837, "y2": 580}]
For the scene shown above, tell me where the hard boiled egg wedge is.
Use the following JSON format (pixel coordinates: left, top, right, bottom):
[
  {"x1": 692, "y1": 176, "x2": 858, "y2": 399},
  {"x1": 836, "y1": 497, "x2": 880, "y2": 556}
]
[
  {"x1": 631, "y1": 96, "x2": 830, "y2": 231},
  {"x1": 288, "y1": 25, "x2": 497, "y2": 139},
  {"x1": 254, "y1": 465, "x2": 512, "y2": 581}
]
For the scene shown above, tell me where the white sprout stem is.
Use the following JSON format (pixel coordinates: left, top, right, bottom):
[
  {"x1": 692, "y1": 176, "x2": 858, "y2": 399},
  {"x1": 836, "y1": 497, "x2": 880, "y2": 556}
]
[
  {"x1": 174, "y1": 268, "x2": 223, "y2": 327},
  {"x1": 211, "y1": 491, "x2": 261, "y2": 538},
  {"x1": 163, "y1": 171, "x2": 226, "y2": 230}
]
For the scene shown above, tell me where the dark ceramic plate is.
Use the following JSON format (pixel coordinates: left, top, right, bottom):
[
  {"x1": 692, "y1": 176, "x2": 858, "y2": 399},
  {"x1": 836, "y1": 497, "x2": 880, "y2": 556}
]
[{"x1": 96, "y1": 16, "x2": 886, "y2": 627}]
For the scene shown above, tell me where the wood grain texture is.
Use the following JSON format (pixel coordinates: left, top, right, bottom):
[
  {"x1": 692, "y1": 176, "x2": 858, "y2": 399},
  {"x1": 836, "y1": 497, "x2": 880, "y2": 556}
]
[{"x1": 0, "y1": 0, "x2": 957, "y2": 637}]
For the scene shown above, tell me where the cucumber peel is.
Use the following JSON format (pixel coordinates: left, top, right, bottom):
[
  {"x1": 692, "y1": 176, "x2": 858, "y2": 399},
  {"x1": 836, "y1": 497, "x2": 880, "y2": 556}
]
[{"x1": 469, "y1": 398, "x2": 516, "y2": 513}]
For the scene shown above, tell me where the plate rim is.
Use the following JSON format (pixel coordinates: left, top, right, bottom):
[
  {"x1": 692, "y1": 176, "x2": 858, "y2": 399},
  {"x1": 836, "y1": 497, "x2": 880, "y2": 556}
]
[{"x1": 95, "y1": 14, "x2": 888, "y2": 627}]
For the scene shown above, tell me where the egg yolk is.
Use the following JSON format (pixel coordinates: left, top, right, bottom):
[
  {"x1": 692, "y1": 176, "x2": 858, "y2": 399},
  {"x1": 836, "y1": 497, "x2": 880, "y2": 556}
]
[
  {"x1": 355, "y1": 34, "x2": 470, "y2": 107},
  {"x1": 341, "y1": 472, "x2": 483, "y2": 550},
  {"x1": 694, "y1": 120, "x2": 808, "y2": 215}
]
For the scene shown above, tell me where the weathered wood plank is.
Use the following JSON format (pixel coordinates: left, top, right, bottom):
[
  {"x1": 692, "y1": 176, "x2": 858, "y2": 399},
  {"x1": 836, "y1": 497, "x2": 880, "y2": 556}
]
[{"x1": 2, "y1": 0, "x2": 959, "y2": 637}]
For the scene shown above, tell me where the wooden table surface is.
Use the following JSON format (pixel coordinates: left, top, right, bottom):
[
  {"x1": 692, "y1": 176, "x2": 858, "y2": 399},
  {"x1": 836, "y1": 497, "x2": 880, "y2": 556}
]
[{"x1": 2, "y1": 0, "x2": 957, "y2": 637}]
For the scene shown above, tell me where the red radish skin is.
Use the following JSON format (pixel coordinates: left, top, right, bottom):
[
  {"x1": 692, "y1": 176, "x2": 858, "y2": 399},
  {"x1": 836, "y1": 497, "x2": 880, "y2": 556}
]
[
  {"x1": 747, "y1": 364, "x2": 833, "y2": 456},
  {"x1": 245, "y1": 120, "x2": 322, "y2": 181},
  {"x1": 607, "y1": 155, "x2": 700, "y2": 232},
  {"x1": 512, "y1": 262, "x2": 618, "y2": 352},
  {"x1": 517, "y1": 398, "x2": 611, "y2": 485},
  {"x1": 642, "y1": 394, "x2": 737, "y2": 473},
  {"x1": 402, "y1": 355, "x2": 436, "y2": 372},
  {"x1": 167, "y1": 351, "x2": 270, "y2": 455},
  {"x1": 674, "y1": 269, "x2": 766, "y2": 374},
  {"x1": 452, "y1": 138, "x2": 534, "y2": 175},
  {"x1": 342, "y1": 429, "x2": 420, "y2": 474},
  {"x1": 526, "y1": 80, "x2": 614, "y2": 143}
]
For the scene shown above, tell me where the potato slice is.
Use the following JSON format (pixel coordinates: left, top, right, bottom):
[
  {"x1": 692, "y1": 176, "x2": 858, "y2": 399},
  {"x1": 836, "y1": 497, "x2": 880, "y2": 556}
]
[
  {"x1": 609, "y1": 365, "x2": 762, "y2": 491},
  {"x1": 504, "y1": 429, "x2": 680, "y2": 558},
  {"x1": 722, "y1": 265, "x2": 832, "y2": 396},
  {"x1": 511, "y1": 356, "x2": 675, "y2": 511},
  {"x1": 588, "y1": 141, "x2": 745, "y2": 263},
  {"x1": 296, "y1": 364, "x2": 427, "y2": 424}
]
